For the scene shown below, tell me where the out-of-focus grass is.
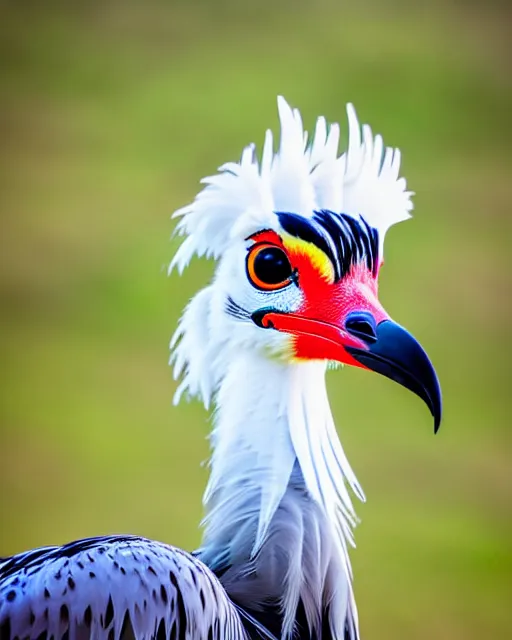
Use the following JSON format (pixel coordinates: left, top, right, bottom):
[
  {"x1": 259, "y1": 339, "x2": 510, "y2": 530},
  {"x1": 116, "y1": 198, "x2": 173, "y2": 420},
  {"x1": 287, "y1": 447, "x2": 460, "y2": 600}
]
[{"x1": 0, "y1": 1, "x2": 510, "y2": 638}]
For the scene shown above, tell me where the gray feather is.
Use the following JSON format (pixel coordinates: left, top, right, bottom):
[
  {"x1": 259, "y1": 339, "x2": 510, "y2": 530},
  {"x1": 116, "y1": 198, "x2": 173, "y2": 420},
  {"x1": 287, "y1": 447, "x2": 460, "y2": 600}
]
[{"x1": 199, "y1": 463, "x2": 357, "y2": 639}]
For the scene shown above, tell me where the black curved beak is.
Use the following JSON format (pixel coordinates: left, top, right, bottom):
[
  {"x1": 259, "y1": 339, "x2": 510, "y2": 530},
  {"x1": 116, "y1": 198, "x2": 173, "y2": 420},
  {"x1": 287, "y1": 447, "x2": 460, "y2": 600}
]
[{"x1": 346, "y1": 318, "x2": 442, "y2": 433}]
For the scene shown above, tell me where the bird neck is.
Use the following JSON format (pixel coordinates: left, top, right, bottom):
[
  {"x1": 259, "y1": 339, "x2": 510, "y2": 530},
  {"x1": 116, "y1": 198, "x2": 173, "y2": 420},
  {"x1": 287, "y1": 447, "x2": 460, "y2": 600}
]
[{"x1": 198, "y1": 352, "x2": 363, "y2": 638}]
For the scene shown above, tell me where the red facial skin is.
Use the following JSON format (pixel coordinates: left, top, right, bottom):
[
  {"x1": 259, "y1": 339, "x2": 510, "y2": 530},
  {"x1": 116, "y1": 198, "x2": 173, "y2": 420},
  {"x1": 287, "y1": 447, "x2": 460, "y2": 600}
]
[{"x1": 249, "y1": 230, "x2": 389, "y2": 367}]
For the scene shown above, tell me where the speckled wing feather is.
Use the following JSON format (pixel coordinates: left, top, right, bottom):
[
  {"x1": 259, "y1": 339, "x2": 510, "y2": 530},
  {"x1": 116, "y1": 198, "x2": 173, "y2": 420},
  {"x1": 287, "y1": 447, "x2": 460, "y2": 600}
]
[{"x1": 0, "y1": 535, "x2": 251, "y2": 640}]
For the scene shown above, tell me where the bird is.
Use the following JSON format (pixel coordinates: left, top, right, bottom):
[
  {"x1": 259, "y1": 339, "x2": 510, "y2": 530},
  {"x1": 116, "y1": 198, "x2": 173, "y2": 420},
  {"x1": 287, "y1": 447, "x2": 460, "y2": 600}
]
[{"x1": 0, "y1": 97, "x2": 442, "y2": 640}]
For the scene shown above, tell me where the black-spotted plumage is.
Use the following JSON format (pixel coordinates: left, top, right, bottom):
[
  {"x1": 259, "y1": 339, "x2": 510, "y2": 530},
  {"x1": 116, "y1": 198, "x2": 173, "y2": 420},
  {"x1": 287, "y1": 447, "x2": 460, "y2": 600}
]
[{"x1": 0, "y1": 536, "x2": 256, "y2": 640}]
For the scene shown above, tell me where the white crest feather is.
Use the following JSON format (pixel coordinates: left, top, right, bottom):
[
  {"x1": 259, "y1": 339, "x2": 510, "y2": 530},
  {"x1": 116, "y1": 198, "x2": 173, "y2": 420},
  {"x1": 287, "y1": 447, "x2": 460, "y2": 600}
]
[{"x1": 170, "y1": 96, "x2": 412, "y2": 275}]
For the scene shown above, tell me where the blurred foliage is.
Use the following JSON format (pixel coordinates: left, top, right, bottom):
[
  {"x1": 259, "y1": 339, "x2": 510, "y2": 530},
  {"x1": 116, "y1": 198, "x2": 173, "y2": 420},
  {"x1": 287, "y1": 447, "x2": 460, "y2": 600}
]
[{"x1": 0, "y1": 1, "x2": 511, "y2": 638}]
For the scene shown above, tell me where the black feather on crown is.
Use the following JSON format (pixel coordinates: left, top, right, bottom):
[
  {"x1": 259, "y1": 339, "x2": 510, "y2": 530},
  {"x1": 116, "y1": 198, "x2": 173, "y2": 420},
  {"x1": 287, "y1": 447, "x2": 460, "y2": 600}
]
[{"x1": 276, "y1": 209, "x2": 380, "y2": 281}]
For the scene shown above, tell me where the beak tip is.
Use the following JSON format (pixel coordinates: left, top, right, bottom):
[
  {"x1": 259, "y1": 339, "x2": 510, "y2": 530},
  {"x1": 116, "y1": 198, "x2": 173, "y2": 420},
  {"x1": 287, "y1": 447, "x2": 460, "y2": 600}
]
[
  {"x1": 430, "y1": 378, "x2": 442, "y2": 434},
  {"x1": 432, "y1": 398, "x2": 442, "y2": 434}
]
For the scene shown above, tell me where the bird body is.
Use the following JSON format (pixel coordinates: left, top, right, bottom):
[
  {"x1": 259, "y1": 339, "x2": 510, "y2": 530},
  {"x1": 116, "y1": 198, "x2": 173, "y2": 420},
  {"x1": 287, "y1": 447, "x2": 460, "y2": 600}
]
[{"x1": 0, "y1": 97, "x2": 442, "y2": 640}]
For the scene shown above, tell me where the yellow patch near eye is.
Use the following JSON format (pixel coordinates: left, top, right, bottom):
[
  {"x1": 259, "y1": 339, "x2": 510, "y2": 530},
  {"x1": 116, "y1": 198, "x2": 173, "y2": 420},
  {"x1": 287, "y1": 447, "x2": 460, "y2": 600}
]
[{"x1": 282, "y1": 234, "x2": 335, "y2": 283}]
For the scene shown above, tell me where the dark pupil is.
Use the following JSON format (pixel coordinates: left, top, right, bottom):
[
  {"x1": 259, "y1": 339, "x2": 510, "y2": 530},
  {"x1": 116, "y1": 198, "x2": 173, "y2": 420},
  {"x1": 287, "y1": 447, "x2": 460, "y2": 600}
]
[{"x1": 253, "y1": 247, "x2": 292, "y2": 285}]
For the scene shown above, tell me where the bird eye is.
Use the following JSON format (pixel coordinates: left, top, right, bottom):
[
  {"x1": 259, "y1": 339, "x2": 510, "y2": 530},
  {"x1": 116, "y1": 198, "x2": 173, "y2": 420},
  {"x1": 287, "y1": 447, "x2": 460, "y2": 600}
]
[{"x1": 246, "y1": 244, "x2": 293, "y2": 291}]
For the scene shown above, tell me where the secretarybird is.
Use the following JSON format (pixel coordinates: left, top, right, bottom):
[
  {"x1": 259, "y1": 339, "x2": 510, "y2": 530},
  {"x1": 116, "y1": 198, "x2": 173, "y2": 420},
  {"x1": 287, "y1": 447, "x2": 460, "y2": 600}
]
[{"x1": 0, "y1": 97, "x2": 442, "y2": 640}]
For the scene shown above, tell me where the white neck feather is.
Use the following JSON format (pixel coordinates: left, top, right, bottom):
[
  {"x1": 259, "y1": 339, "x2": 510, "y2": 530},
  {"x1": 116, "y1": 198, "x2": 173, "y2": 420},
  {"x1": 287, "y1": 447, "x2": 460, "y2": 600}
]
[{"x1": 199, "y1": 351, "x2": 364, "y2": 638}]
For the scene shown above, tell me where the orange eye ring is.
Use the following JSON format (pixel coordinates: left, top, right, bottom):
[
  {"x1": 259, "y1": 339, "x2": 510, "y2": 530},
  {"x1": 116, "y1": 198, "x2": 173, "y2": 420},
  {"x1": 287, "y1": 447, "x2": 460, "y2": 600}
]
[{"x1": 246, "y1": 243, "x2": 294, "y2": 291}]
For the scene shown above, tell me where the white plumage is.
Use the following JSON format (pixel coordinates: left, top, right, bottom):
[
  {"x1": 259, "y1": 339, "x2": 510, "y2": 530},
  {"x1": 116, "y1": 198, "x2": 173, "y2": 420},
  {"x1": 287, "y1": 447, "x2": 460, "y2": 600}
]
[{"x1": 170, "y1": 96, "x2": 412, "y2": 276}]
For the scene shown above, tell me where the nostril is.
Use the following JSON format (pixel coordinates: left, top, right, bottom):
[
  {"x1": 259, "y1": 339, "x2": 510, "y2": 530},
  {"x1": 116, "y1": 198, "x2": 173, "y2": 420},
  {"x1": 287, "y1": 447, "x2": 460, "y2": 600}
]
[{"x1": 345, "y1": 311, "x2": 378, "y2": 344}]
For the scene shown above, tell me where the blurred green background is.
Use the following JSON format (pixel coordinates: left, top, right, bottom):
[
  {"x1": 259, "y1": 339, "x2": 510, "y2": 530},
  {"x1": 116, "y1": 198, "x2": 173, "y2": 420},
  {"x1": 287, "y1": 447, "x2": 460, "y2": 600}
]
[{"x1": 0, "y1": 1, "x2": 510, "y2": 638}]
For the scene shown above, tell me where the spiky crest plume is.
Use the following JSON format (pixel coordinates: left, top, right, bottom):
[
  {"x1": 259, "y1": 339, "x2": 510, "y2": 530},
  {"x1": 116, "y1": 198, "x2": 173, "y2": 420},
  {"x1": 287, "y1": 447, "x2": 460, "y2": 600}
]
[{"x1": 170, "y1": 96, "x2": 413, "y2": 276}]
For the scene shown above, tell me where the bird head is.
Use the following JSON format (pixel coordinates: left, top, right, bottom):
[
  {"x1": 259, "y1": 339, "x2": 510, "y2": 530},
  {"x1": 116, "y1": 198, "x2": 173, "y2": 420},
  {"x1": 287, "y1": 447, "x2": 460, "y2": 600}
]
[{"x1": 170, "y1": 97, "x2": 442, "y2": 432}]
